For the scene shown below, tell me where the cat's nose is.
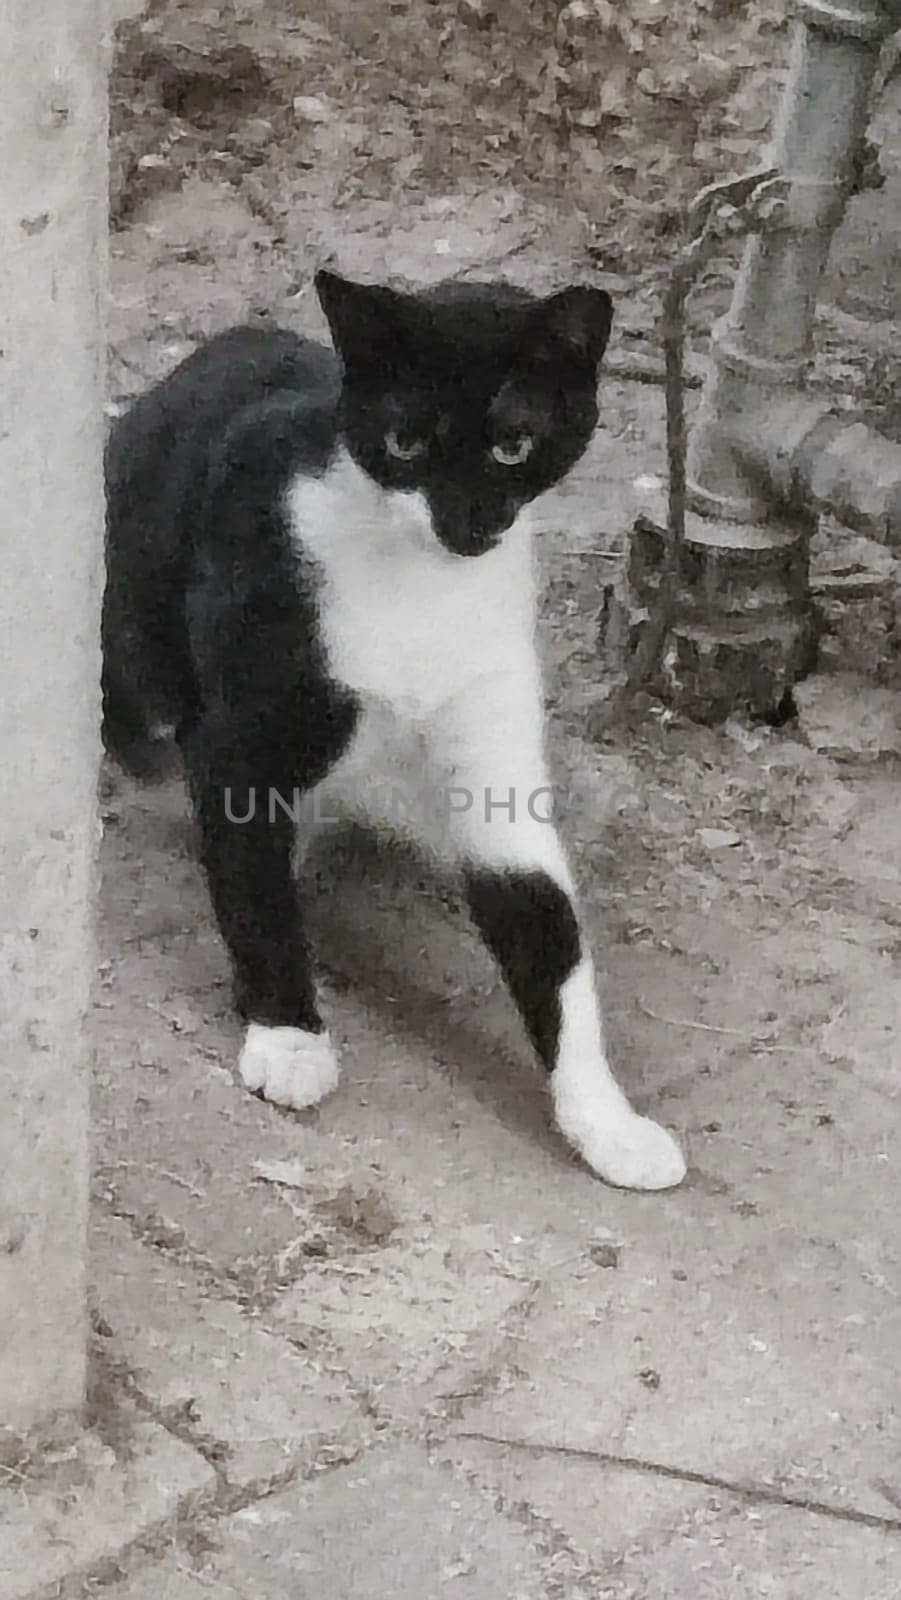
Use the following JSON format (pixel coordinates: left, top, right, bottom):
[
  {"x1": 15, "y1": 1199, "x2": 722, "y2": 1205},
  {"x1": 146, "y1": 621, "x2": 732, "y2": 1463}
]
[
  {"x1": 429, "y1": 492, "x2": 515, "y2": 557},
  {"x1": 442, "y1": 525, "x2": 501, "y2": 557}
]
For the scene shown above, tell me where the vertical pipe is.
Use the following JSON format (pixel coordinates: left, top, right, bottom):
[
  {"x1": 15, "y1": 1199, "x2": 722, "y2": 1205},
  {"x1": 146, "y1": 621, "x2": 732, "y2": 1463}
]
[
  {"x1": 0, "y1": 1, "x2": 108, "y2": 1432},
  {"x1": 687, "y1": 0, "x2": 894, "y2": 522},
  {"x1": 615, "y1": 0, "x2": 901, "y2": 717}
]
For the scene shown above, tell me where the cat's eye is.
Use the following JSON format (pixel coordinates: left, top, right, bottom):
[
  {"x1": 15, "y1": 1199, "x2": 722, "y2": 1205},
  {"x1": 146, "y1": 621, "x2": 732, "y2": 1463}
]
[
  {"x1": 491, "y1": 435, "x2": 533, "y2": 467},
  {"x1": 385, "y1": 430, "x2": 426, "y2": 462}
]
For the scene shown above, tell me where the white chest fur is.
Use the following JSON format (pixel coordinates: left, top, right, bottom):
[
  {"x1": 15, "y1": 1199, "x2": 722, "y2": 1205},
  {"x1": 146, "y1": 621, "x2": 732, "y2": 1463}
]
[
  {"x1": 285, "y1": 451, "x2": 545, "y2": 849},
  {"x1": 286, "y1": 451, "x2": 539, "y2": 716}
]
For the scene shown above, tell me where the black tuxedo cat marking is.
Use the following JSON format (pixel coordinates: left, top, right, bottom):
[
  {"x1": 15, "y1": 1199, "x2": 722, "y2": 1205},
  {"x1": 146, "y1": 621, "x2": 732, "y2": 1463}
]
[{"x1": 102, "y1": 271, "x2": 685, "y2": 1191}]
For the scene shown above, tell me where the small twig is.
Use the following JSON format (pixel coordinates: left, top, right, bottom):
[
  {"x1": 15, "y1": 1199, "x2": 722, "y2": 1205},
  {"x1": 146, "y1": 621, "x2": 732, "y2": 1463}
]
[
  {"x1": 452, "y1": 1431, "x2": 901, "y2": 1535},
  {"x1": 606, "y1": 350, "x2": 703, "y2": 390},
  {"x1": 638, "y1": 1002, "x2": 745, "y2": 1037},
  {"x1": 637, "y1": 1002, "x2": 801, "y2": 1052},
  {"x1": 148, "y1": 1165, "x2": 206, "y2": 1200}
]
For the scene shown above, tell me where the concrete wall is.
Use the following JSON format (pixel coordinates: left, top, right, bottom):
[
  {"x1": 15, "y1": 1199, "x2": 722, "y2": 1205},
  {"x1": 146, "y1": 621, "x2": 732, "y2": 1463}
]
[{"x1": 0, "y1": 2, "x2": 107, "y2": 1432}]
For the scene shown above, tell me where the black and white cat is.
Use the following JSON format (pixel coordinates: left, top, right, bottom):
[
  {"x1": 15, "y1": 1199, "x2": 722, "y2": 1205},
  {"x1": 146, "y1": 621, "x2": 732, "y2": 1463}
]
[{"x1": 102, "y1": 270, "x2": 685, "y2": 1191}]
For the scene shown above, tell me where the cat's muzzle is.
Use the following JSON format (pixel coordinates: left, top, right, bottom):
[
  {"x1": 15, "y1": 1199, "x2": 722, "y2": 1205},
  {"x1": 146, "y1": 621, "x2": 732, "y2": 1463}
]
[{"x1": 431, "y1": 496, "x2": 519, "y2": 558}]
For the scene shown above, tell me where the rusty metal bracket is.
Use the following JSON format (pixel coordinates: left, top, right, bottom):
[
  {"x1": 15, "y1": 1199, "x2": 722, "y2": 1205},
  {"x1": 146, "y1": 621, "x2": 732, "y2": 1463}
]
[
  {"x1": 685, "y1": 166, "x2": 784, "y2": 239},
  {"x1": 624, "y1": 166, "x2": 785, "y2": 693}
]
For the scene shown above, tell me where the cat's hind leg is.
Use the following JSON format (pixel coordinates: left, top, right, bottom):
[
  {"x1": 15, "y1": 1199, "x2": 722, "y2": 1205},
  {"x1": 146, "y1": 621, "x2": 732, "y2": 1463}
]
[{"x1": 436, "y1": 682, "x2": 686, "y2": 1191}]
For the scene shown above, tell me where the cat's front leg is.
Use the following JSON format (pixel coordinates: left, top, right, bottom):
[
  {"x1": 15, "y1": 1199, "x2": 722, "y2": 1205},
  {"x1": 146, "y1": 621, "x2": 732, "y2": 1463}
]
[
  {"x1": 178, "y1": 392, "x2": 363, "y2": 1116},
  {"x1": 466, "y1": 864, "x2": 685, "y2": 1191},
  {"x1": 184, "y1": 717, "x2": 341, "y2": 1113},
  {"x1": 439, "y1": 691, "x2": 686, "y2": 1190}
]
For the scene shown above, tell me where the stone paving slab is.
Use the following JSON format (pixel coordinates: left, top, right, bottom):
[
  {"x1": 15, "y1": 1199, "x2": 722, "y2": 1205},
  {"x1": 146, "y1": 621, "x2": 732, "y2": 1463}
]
[
  {"x1": 440, "y1": 1434, "x2": 901, "y2": 1600},
  {"x1": 659, "y1": 1040, "x2": 901, "y2": 1264},
  {"x1": 607, "y1": 1499, "x2": 901, "y2": 1600},
  {"x1": 268, "y1": 1228, "x2": 534, "y2": 1426},
  {"x1": 438, "y1": 1434, "x2": 709, "y2": 1570},
  {"x1": 84, "y1": 1444, "x2": 555, "y2": 1600},
  {"x1": 449, "y1": 1208, "x2": 901, "y2": 1525},
  {"x1": 92, "y1": 1214, "x2": 363, "y2": 1492},
  {"x1": 0, "y1": 1414, "x2": 213, "y2": 1600}
]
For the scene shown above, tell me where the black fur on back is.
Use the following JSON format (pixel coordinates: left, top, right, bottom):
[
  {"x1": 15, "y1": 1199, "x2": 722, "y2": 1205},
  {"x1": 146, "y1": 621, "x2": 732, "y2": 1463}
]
[{"x1": 101, "y1": 325, "x2": 341, "y2": 769}]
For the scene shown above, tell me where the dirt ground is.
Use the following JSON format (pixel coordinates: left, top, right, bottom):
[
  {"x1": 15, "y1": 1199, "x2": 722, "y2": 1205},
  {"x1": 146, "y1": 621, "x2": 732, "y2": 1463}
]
[{"x1": 62, "y1": 2, "x2": 901, "y2": 1593}]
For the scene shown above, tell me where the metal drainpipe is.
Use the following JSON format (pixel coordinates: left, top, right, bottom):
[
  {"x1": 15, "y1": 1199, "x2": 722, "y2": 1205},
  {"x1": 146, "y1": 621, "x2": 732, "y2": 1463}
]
[
  {"x1": 690, "y1": 0, "x2": 900, "y2": 530},
  {"x1": 619, "y1": 0, "x2": 901, "y2": 722}
]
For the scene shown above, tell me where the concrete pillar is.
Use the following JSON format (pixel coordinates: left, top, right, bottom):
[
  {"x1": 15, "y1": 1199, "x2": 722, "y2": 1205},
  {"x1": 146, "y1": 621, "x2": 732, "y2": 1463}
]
[{"x1": 0, "y1": 2, "x2": 108, "y2": 1434}]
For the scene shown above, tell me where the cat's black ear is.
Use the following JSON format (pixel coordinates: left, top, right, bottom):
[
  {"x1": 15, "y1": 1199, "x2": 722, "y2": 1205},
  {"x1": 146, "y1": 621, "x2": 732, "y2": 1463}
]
[
  {"x1": 529, "y1": 286, "x2": 613, "y2": 368},
  {"x1": 315, "y1": 269, "x2": 408, "y2": 370}
]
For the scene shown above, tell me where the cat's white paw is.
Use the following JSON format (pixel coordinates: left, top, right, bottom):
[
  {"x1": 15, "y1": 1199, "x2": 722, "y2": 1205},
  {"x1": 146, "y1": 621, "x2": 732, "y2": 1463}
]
[
  {"x1": 555, "y1": 1094, "x2": 686, "y2": 1191},
  {"x1": 238, "y1": 1023, "x2": 340, "y2": 1111}
]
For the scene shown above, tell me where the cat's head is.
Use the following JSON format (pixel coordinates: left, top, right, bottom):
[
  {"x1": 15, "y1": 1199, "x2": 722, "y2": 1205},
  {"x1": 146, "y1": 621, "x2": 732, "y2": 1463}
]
[{"x1": 315, "y1": 269, "x2": 613, "y2": 558}]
